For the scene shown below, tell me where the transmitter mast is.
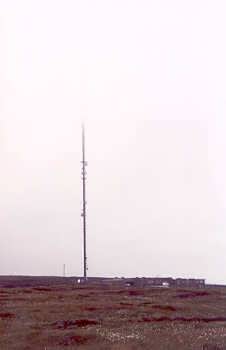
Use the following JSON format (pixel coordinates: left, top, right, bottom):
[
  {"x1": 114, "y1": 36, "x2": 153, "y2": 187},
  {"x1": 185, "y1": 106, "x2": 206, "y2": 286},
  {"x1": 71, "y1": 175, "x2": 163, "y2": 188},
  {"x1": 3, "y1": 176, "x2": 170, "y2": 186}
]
[{"x1": 81, "y1": 124, "x2": 88, "y2": 278}]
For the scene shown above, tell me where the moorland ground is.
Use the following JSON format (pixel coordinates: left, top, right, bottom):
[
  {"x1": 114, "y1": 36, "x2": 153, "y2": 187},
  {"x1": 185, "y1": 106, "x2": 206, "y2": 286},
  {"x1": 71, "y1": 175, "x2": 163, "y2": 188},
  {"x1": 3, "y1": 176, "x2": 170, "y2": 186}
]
[{"x1": 0, "y1": 276, "x2": 226, "y2": 350}]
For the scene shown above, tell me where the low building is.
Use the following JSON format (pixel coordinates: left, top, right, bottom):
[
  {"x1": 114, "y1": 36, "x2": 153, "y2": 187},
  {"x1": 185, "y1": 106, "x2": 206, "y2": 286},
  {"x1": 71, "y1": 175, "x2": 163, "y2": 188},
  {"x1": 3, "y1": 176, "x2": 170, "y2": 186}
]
[
  {"x1": 175, "y1": 278, "x2": 205, "y2": 288},
  {"x1": 122, "y1": 277, "x2": 205, "y2": 288}
]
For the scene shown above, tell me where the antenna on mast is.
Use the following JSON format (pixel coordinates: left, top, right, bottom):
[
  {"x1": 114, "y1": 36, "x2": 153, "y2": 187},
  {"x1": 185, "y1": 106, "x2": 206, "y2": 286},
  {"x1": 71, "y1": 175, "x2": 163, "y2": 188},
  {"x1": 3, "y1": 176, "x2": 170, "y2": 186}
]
[{"x1": 81, "y1": 123, "x2": 88, "y2": 279}]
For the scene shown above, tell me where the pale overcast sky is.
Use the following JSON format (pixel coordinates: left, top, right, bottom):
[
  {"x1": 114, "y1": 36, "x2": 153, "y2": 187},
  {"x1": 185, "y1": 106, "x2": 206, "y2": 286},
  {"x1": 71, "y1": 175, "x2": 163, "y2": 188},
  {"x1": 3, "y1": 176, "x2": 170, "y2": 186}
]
[{"x1": 1, "y1": 1, "x2": 226, "y2": 284}]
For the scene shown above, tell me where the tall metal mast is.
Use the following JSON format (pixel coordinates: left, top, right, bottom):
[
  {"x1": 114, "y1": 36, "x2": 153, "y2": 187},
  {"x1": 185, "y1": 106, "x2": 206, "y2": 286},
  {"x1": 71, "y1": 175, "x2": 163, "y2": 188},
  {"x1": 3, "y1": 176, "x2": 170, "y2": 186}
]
[{"x1": 81, "y1": 124, "x2": 88, "y2": 279}]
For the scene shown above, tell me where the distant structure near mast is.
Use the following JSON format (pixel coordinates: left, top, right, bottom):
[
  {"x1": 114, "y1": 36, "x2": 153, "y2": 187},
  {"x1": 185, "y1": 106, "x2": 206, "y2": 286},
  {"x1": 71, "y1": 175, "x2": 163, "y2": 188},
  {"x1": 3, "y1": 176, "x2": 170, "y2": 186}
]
[{"x1": 81, "y1": 124, "x2": 88, "y2": 279}]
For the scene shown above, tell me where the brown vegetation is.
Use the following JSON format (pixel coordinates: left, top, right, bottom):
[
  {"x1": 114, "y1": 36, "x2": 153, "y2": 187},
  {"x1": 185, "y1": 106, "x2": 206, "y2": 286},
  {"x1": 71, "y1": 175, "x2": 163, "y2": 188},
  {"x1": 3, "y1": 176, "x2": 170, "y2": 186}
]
[
  {"x1": 0, "y1": 312, "x2": 15, "y2": 319},
  {"x1": 0, "y1": 277, "x2": 226, "y2": 349},
  {"x1": 52, "y1": 319, "x2": 99, "y2": 329}
]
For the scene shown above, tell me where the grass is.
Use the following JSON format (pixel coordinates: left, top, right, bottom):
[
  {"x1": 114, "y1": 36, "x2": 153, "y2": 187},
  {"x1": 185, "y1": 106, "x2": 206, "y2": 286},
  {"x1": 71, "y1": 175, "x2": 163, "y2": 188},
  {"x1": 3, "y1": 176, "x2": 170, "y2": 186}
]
[{"x1": 0, "y1": 279, "x2": 226, "y2": 349}]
